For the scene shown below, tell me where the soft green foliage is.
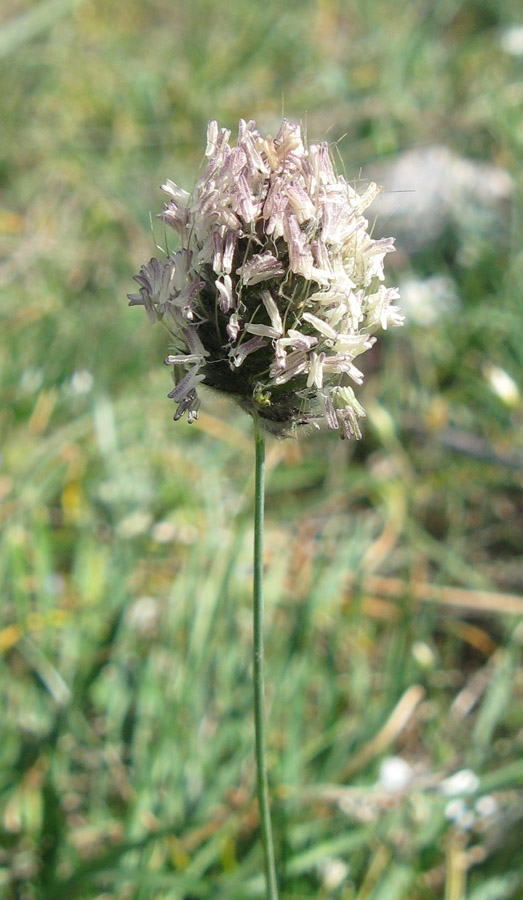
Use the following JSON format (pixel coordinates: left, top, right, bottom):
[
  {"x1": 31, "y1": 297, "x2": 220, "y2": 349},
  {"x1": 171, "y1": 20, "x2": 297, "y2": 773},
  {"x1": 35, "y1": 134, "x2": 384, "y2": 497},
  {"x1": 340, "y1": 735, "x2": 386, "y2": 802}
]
[{"x1": 1, "y1": 0, "x2": 522, "y2": 897}]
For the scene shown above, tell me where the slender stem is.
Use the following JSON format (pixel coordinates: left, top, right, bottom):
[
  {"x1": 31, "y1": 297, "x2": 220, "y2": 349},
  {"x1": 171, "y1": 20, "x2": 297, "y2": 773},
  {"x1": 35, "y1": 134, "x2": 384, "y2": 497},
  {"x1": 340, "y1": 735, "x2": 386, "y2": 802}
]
[{"x1": 253, "y1": 416, "x2": 279, "y2": 900}]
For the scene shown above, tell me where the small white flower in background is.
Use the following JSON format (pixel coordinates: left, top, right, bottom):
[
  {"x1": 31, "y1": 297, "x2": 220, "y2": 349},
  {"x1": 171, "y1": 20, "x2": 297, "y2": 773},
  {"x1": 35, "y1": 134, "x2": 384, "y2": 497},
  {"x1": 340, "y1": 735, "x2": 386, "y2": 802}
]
[
  {"x1": 500, "y1": 25, "x2": 523, "y2": 56},
  {"x1": 126, "y1": 596, "x2": 161, "y2": 637},
  {"x1": 150, "y1": 520, "x2": 179, "y2": 543},
  {"x1": 129, "y1": 119, "x2": 402, "y2": 437},
  {"x1": 378, "y1": 756, "x2": 414, "y2": 792},
  {"x1": 440, "y1": 768, "x2": 480, "y2": 797},
  {"x1": 411, "y1": 640, "x2": 436, "y2": 669},
  {"x1": 20, "y1": 368, "x2": 44, "y2": 394},
  {"x1": 444, "y1": 799, "x2": 476, "y2": 830},
  {"x1": 439, "y1": 768, "x2": 505, "y2": 834},
  {"x1": 483, "y1": 363, "x2": 519, "y2": 408},
  {"x1": 444, "y1": 798, "x2": 466, "y2": 823},
  {"x1": 318, "y1": 857, "x2": 349, "y2": 891},
  {"x1": 116, "y1": 510, "x2": 153, "y2": 538},
  {"x1": 151, "y1": 520, "x2": 198, "y2": 544},
  {"x1": 70, "y1": 369, "x2": 94, "y2": 395},
  {"x1": 441, "y1": 771, "x2": 501, "y2": 833},
  {"x1": 475, "y1": 794, "x2": 498, "y2": 820}
]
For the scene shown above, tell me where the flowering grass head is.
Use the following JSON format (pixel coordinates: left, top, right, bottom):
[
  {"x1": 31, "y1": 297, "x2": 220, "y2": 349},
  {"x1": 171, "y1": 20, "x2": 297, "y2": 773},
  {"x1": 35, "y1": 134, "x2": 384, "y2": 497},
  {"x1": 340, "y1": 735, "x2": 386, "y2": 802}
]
[{"x1": 129, "y1": 119, "x2": 403, "y2": 437}]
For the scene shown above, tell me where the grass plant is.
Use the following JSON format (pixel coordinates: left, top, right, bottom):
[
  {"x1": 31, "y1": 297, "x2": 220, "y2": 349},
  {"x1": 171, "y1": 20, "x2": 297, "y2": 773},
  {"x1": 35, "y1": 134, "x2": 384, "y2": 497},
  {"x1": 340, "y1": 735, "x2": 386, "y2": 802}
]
[{"x1": 1, "y1": 1, "x2": 522, "y2": 898}]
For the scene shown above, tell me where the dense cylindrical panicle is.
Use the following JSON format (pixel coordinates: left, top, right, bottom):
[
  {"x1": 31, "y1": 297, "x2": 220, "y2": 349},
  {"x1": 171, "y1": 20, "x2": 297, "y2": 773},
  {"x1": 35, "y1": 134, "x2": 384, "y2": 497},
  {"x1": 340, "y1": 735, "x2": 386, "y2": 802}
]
[{"x1": 129, "y1": 119, "x2": 403, "y2": 437}]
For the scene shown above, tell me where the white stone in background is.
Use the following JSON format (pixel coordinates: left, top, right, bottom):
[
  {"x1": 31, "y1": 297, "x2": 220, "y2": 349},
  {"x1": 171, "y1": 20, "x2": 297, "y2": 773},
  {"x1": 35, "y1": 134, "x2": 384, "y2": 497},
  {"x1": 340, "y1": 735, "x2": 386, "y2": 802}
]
[
  {"x1": 399, "y1": 274, "x2": 459, "y2": 326},
  {"x1": 367, "y1": 146, "x2": 513, "y2": 254},
  {"x1": 379, "y1": 756, "x2": 414, "y2": 791}
]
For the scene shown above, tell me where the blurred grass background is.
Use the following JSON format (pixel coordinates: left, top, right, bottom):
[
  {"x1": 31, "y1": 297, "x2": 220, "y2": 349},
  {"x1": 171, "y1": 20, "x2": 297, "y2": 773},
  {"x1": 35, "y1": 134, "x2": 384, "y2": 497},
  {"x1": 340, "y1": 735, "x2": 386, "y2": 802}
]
[{"x1": 1, "y1": 0, "x2": 522, "y2": 897}]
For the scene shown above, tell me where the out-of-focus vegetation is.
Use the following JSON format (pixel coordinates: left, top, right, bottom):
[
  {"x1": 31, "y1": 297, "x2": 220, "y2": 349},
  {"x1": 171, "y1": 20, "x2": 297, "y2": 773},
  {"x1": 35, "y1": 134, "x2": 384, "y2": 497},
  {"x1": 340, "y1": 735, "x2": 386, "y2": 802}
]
[{"x1": 1, "y1": 1, "x2": 522, "y2": 897}]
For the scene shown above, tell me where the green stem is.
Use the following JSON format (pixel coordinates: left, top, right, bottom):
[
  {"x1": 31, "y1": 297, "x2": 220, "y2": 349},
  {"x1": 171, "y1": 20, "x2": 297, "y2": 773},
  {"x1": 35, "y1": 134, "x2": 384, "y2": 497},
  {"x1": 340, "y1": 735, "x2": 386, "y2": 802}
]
[{"x1": 253, "y1": 416, "x2": 279, "y2": 900}]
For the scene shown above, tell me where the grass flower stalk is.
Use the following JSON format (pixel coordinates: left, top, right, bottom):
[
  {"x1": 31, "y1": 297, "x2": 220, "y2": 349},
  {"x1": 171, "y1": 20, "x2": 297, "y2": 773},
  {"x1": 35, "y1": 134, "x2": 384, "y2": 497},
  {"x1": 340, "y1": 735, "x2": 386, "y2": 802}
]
[
  {"x1": 129, "y1": 117, "x2": 402, "y2": 898},
  {"x1": 252, "y1": 415, "x2": 279, "y2": 899}
]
